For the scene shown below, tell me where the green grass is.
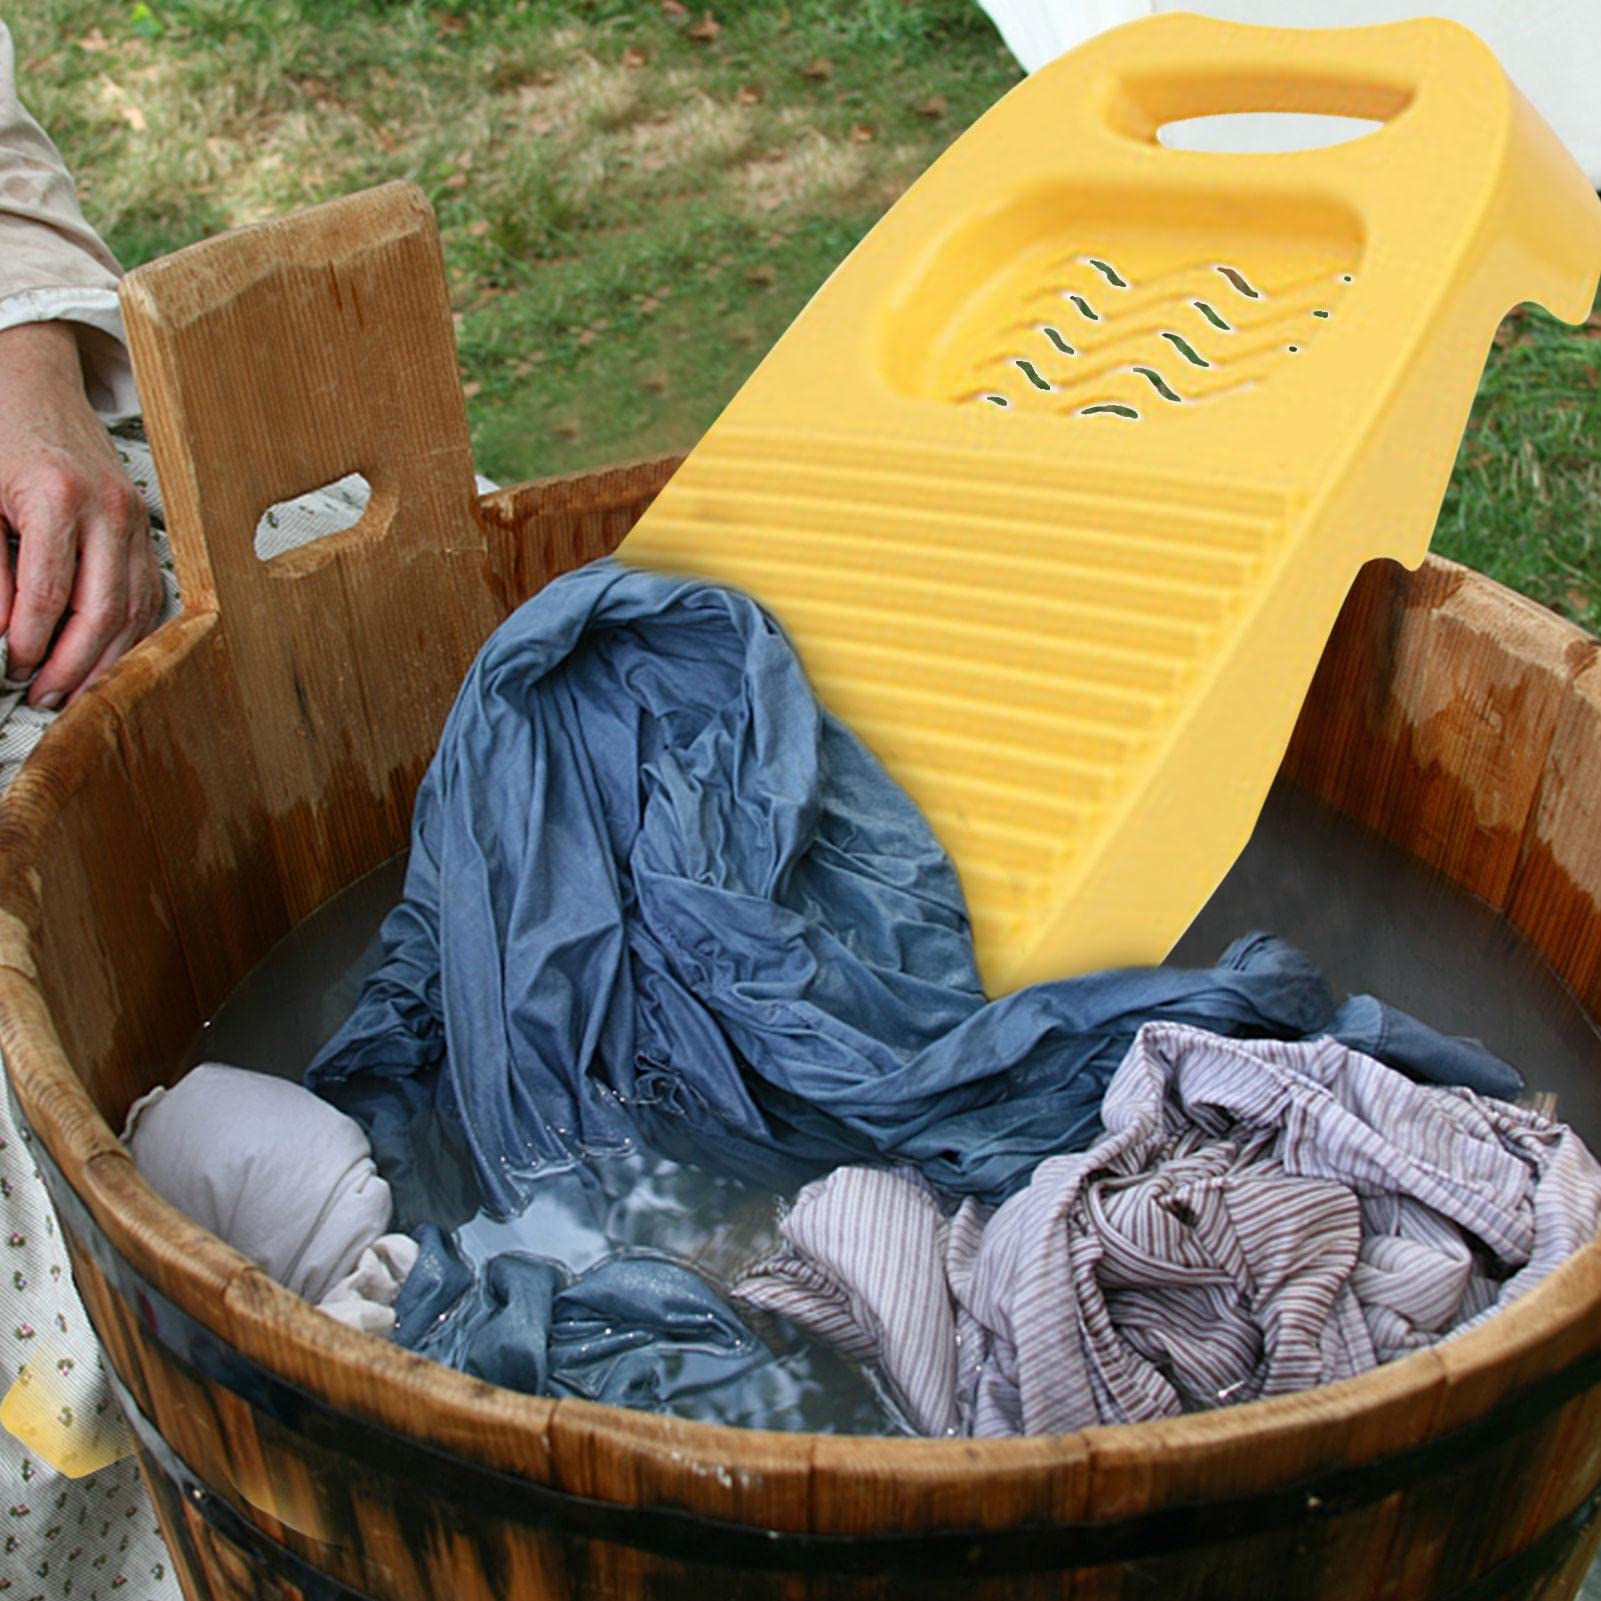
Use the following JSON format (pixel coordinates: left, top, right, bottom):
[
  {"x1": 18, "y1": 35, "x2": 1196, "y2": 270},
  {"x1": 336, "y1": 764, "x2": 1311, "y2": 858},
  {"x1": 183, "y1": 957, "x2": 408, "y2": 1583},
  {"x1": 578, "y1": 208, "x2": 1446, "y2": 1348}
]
[
  {"x1": 18, "y1": 0, "x2": 1016, "y2": 474},
  {"x1": 15, "y1": 0, "x2": 1600, "y2": 629},
  {"x1": 1440, "y1": 306, "x2": 1601, "y2": 631}
]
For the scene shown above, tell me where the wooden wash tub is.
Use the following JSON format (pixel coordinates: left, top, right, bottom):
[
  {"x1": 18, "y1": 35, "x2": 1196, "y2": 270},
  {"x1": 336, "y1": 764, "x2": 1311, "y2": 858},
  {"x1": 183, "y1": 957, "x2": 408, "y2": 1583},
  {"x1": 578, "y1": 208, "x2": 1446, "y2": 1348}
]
[{"x1": 3, "y1": 182, "x2": 1601, "y2": 1601}]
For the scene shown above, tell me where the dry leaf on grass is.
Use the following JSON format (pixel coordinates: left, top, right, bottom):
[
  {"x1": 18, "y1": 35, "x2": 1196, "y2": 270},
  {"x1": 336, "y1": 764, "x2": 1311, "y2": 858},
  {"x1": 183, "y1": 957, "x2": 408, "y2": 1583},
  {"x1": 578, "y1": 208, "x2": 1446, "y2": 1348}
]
[
  {"x1": 552, "y1": 416, "x2": 582, "y2": 439},
  {"x1": 745, "y1": 262, "x2": 777, "y2": 287},
  {"x1": 801, "y1": 57, "x2": 834, "y2": 81},
  {"x1": 461, "y1": 380, "x2": 483, "y2": 399},
  {"x1": 444, "y1": 172, "x2": 468, "y2": 190},
  {"x1": 641, "y1": 369, "x2": 671, "y2": 394},
  {"x1": 849, "y1": 121, "x2": 875, "y2": 143},
  {"x1": 77, "y1": 27, "x2": 111, "y2": 52},
  {"x1": 98, "y1": 78, "x2": 147, "y2": 132},
  {"x1": 622, "y1": 46, "x2": 648, "y2": 68},
  {"x1": 914, "y1": 95, "x2": 948, "y2": 119},
  {"x1": 687, "y1": 13, "x2": 722, "y2": 43},
  {"x1": 736, "y1": 84, "x2": 762, "y2": 105},
  {"x1": 662, "y1": 0, "x2": 689, "y2": 14}
]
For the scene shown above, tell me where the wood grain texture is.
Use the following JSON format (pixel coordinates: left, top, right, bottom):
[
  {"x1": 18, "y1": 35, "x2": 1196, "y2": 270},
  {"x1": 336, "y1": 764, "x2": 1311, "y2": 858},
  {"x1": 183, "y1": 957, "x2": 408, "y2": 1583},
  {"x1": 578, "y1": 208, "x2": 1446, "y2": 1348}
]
[
  {"x1": 120, "y1": 180, "x2": 504, "y2": 923},
  {"x1": 478, "y1": 452, "x2": 681, "y2": 613},
  {"x1": 78, "y1": 611, "x2": 292, "y2": 1025},
  {"x1": 1507, "y1": 652, "x2": 1601, "y2": 1023},
  {"x1": 1, "y1": 181, "x2": 1599, "y2": 1599},
  {"x1": 0, "y1": 687, "x2": 200, "y2": 1125},
  {"x1": 1282, "y1": 556, "x2": 1599, "y2": 914}
]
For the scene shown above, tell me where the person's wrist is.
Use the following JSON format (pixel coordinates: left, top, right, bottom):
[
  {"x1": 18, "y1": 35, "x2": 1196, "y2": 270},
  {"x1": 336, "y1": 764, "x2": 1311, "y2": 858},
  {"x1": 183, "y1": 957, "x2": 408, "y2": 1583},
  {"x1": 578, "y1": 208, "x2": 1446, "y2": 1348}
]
[{"x1": 0, "y1": 320, "x2": 90, "y2": 405}]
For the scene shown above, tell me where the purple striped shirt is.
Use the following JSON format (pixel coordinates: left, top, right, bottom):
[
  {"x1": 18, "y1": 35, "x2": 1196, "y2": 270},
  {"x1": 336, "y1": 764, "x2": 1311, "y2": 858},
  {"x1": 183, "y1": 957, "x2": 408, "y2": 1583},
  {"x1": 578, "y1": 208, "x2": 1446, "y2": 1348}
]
[{"x1": 735, "y1": 1023, "x2": 1601, "y2": 1436}]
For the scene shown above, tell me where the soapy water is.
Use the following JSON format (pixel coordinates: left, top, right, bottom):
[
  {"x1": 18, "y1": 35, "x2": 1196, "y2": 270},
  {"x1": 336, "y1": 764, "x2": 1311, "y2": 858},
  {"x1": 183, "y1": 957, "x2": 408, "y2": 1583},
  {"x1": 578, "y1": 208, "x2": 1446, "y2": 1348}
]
[
  {"x1": 1172, "y1": 781, "x2": 1601, "y2": 1143},
  {"x1": 187, "y1": 778, "x2": 1601, "y2": 1431},
  {"x1": 185, "y1": 869, "x2": 909, "y2": 1430},
  {"x1": 451, "y1": 1144, "x2": 909, "y2": 1433}
]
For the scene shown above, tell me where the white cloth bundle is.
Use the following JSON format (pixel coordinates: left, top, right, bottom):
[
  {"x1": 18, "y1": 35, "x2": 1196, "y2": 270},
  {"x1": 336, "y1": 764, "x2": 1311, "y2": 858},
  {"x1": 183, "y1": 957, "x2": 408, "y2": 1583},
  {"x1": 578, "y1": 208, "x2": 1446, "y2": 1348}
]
[{"x1": 124, "y1": 1063, "x2": 416, "y2": 1332}]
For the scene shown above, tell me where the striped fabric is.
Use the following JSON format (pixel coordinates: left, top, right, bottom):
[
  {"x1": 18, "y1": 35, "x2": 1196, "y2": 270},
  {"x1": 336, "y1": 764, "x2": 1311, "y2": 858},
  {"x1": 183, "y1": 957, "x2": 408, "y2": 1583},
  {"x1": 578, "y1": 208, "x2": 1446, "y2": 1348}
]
[{"x1": 735, "y1": 1023, "x2": 1601, "y2": 1437}]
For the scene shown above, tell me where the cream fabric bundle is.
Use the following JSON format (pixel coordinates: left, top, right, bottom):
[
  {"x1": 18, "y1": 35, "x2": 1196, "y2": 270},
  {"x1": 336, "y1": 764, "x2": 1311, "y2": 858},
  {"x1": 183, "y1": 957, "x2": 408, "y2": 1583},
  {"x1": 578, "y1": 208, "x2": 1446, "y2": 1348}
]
[{"x1": 124, "y1": 1063, "x2": 416, "y2": 1330}]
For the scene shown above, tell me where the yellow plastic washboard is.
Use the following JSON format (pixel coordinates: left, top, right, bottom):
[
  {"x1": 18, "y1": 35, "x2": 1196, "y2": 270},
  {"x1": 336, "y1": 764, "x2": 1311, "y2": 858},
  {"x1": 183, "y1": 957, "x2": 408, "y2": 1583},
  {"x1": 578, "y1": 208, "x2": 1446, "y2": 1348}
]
[{"x1": 620, "y1": 13, "x2": 1601, "y2": 993}]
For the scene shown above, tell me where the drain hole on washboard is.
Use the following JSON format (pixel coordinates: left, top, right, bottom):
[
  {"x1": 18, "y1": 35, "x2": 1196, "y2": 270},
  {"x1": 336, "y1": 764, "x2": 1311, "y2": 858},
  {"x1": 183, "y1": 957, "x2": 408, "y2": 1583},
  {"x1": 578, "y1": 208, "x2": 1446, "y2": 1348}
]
[
  {"x1": 1013, "y1": 358, "x2": 1052, "y2": 391},
  {"x1": 1161, "y1": 331, "x2": 1211, "y2": 368},
  {"x1": 1214, "y1": 265, "x2": 1261, "y2": 300},
  {"x1": 1132, "y1": 368, "x2": 1183, "y2": 404}
]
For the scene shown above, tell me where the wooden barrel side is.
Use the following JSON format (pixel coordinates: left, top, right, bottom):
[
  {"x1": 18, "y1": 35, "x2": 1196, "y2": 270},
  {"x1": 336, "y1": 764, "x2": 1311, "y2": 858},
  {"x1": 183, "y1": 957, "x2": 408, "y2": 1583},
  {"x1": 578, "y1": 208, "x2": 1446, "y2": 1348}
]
[
  {"x1": 1283, "y1": 555, "x2": 1601, "y2": 1017},
  {"x1": 30, "y1": 1151, "x2": 1601, "y2": 1601}
]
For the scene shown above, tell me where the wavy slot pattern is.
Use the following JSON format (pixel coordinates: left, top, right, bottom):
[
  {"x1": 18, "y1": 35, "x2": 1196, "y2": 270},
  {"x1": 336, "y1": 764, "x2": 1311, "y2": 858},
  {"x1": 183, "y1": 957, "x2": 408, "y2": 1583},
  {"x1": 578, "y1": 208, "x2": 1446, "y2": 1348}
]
[{"x1": 957, "y1": 253, "x2": 1355, "y2": 420}]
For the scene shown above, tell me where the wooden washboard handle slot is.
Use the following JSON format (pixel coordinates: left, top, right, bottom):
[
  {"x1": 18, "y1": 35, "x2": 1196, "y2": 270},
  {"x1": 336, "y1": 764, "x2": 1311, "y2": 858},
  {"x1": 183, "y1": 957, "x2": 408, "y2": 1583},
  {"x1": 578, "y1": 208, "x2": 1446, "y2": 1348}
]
[{"x1": 118, "y1": 181, "x2": 505, "y2": 912}]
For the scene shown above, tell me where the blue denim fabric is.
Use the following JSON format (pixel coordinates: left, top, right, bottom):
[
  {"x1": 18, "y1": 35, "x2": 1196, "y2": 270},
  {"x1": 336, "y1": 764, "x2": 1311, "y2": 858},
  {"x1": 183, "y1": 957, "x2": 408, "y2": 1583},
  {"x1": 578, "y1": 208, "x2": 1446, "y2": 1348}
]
[
  {"x1": 393, "y1": 1226, "x2": 774, "y2": 1414},
  {"x1": 1326, "y1": 995, "x2": 1517, "y2": 1095},
  {"x1": 307, "y1": 559, "x2": 1521, "y2": 1217}
]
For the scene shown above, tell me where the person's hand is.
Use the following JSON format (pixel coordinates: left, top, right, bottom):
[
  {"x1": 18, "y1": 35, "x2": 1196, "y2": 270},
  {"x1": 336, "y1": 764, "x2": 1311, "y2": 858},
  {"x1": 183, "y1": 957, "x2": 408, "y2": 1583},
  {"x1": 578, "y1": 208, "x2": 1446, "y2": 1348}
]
[{"x1": 0, "y1": 321, "x2": 160, "y2": 708}]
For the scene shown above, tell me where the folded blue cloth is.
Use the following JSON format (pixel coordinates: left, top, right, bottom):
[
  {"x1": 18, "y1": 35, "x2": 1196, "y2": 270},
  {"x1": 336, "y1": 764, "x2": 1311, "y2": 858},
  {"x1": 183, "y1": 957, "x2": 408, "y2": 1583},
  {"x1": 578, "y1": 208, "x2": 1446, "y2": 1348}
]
[
  {"x1": 307, "y1": 559, "x2": 1521, "y2": 1217},
  {"x1": 392, "y1": 1224, "x2": 894, "y2": 1429},
  {"x1": 394, "y1": 1226, "x2": 773, "y2": 1412}
]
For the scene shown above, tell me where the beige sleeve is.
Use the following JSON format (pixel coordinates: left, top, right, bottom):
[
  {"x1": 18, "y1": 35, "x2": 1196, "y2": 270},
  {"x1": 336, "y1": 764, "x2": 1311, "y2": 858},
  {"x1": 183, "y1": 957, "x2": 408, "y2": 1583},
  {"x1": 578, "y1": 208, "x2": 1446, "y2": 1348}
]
[
  {"x1": 0, "y1": 18, "x2": 138, "y2": 420},
  {"x1": 0, "y1": 18, "x2": 123, "y2": 299}
]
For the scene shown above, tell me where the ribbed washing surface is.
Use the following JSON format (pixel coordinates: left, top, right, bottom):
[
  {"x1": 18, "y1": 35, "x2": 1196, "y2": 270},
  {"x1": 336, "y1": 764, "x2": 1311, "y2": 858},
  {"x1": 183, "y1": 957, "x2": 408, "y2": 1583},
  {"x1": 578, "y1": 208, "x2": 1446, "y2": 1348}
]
[{"x1": 632, "y1": 430, "x2": 1287, "y2": 964}]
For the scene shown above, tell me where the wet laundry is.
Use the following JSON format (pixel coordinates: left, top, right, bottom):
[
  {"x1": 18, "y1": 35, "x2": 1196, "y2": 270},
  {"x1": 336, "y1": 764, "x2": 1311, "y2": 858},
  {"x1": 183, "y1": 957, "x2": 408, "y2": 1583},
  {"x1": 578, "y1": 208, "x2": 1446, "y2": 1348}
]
[
  {"x1": 125, "y1": 1064, "x2": 417, "y2": 1333},
  {"x1": 127, "y1": 564, "x2": 1563, "y2": 1438},
  {"x1": 305, "y1": 558, "x2": 1521, "y2": 1226},
  {"x1": 732, "y1": 1022, "x2": 1601, "y2": 1437},
  {"x1": 394, "y1": 1227, "x2": 798, "y2": 1428},
  {"x1": 125, "y1": 1063, "x2": 890, "y2": 1430}
]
